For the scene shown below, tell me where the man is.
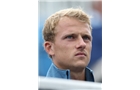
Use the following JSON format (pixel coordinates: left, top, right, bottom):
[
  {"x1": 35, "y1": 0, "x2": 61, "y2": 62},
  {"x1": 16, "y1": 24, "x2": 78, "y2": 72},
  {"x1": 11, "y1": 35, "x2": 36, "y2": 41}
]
[{"x1": 43, "y1": 8, "x2": 94, "y2": 82}]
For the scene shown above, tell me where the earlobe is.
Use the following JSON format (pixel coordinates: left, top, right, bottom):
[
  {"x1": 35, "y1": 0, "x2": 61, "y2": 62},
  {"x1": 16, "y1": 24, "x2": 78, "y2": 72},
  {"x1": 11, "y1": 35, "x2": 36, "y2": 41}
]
[{"x1": 44, "y1": 41, "x2": 54, "y2": 56}]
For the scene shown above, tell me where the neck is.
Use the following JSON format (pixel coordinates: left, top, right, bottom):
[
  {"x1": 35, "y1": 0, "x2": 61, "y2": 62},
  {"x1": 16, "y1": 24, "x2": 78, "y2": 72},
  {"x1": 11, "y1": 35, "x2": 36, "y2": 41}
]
[{"x1": 70, "y1": 69, "x2": 85, "y2": 81}]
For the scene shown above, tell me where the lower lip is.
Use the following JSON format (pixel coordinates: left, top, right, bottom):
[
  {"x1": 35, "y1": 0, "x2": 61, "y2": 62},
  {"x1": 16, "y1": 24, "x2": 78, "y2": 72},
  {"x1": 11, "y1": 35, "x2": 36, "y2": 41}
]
[{"x1": 76, "y1": 55, "x2": 86, "y2": 57}]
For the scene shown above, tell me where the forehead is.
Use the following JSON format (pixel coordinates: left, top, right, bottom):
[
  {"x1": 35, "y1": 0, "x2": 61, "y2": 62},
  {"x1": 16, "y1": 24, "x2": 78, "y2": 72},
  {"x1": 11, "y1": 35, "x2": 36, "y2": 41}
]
[{"x1": 55, "y1": 17, "x2": 91, "y2": 35}]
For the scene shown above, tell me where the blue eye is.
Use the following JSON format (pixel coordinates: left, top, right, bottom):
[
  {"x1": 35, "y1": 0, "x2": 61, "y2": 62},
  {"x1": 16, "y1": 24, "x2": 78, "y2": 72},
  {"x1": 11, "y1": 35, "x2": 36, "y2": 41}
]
[
  {"x1": 66, "y1": 35, "x2": 74, "y2": 39},
  {"x1": 83, "y1": 36, "x2": 91, "y2": 41}
]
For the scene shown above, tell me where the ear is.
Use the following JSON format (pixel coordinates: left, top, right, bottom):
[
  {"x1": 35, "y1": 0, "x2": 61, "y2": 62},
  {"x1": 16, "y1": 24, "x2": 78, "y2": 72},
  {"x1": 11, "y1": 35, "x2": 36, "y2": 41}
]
[{"x1": 44, "y1": 41, "x2": 54, "y2": 56}]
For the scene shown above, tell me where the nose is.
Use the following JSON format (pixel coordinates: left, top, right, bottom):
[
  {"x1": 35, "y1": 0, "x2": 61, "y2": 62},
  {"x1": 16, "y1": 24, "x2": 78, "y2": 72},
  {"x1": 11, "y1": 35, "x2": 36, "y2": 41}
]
[{"x1": 75, "y1": 36, "x2": 86, "y2": 50}]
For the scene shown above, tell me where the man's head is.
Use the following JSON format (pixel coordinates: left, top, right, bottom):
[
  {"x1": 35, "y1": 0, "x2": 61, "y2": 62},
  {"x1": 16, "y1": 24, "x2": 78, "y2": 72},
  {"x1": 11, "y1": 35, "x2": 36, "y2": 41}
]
[
  {"x1": 43, "y1": 8, "x2": 92, "y2": 42},
  {"x1": 43, "y1": 8, "x2": 92, "y2": 71}
]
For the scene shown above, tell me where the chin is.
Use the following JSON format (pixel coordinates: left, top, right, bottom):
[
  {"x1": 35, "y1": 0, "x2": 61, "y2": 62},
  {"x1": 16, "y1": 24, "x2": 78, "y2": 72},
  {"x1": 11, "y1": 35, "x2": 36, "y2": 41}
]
[
  {"x1": 72, "y1": 64, "x2": 87, "y2": 72},
  {"x1": 74, "y1": 62, "x2": 88, "y2": 68}
]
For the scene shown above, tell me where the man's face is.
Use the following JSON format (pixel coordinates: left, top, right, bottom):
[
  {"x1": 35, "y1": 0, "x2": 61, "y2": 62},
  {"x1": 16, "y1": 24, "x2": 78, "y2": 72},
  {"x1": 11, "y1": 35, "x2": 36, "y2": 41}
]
[{"x1": 52, "y1": 17, "x2": 92, "y2": 71}]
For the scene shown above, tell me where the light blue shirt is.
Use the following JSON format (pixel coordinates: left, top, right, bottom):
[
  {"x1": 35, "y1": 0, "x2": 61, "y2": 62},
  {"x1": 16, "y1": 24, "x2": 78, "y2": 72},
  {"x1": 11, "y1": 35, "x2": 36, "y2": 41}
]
[{"x1": 46, "y1": 63, "x2": 94, "y2": 82}]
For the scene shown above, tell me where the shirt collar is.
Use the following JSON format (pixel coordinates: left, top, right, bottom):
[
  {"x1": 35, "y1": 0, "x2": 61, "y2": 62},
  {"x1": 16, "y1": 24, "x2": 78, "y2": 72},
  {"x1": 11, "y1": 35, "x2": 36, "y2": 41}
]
[{"x1": 47, "y1": 63, "x2": 70, "y2": 79}]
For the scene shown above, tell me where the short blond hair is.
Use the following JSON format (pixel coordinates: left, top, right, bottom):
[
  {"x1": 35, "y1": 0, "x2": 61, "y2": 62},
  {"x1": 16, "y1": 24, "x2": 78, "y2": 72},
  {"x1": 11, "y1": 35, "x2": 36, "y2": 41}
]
[{"x1": 43, "y1": 8, "x2": 92, "y2": 42}]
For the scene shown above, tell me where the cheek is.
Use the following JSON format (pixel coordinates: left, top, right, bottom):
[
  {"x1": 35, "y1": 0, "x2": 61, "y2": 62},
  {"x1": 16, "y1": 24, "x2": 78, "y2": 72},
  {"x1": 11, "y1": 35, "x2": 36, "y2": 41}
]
[
  {"x1": 87, "y1": 43, "x2": 92, "y2": 50},
  {"x1": 54, "y1": 43, "x2": 68, "y2": 54}
]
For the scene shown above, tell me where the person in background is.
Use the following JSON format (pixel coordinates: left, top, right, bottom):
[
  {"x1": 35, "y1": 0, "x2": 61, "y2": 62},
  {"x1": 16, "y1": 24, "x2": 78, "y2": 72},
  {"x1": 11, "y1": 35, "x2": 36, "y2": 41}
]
[{"x1": 42, "y1": 8, "x2": 94, "y2": 82}]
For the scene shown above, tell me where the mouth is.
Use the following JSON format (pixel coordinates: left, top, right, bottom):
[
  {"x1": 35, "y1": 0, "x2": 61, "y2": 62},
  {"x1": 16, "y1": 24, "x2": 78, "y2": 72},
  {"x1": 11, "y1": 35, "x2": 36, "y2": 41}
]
[{"x1": 75, "y1": 52, "x2": 86, "y2": 56}]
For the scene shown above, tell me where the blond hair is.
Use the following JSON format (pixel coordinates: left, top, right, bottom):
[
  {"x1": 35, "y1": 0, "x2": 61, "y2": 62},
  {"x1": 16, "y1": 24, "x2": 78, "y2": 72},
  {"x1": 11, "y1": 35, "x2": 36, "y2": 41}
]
[{"x1": 43, "y1": 8, "x2": 92, "y2": 42}]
